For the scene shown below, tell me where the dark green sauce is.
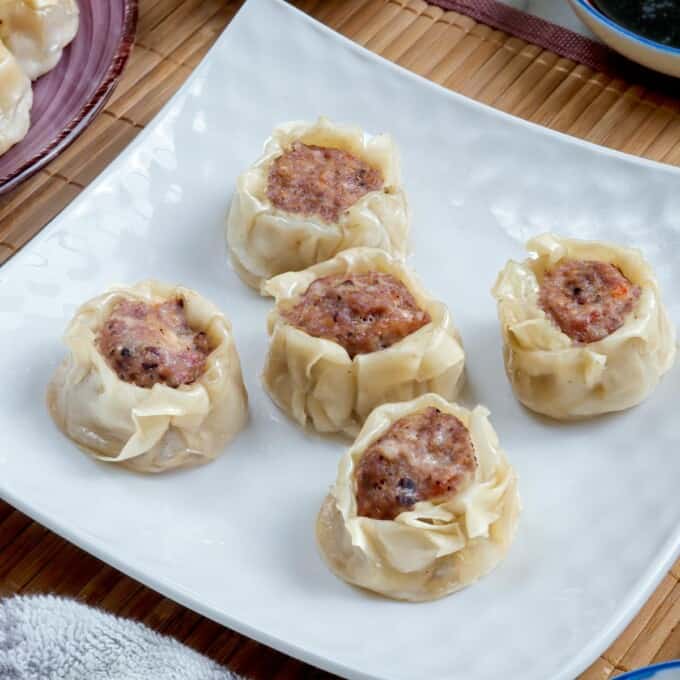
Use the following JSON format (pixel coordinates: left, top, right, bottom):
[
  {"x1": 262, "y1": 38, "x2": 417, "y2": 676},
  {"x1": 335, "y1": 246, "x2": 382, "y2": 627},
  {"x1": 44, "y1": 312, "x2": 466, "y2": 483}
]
[{"x1": 595, "y1": 1, "x2": 680, "y2": 48}]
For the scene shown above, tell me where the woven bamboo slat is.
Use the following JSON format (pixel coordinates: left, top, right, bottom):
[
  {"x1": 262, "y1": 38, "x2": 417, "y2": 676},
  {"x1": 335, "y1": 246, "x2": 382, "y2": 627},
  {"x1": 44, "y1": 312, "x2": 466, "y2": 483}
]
[{"x1": 0, "y1": 1, "x2": 677, "y2": 677}]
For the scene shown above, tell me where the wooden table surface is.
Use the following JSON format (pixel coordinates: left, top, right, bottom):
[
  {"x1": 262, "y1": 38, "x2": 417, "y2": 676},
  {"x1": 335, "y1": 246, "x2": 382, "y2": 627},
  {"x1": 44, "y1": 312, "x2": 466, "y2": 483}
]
[{"x1": 0, "y1": 1, "x2": 678, "y2": 678}]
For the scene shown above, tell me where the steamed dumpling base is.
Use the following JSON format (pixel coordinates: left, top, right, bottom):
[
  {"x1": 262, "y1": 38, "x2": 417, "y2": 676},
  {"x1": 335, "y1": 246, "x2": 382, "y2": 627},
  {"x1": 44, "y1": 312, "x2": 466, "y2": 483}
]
[
  {"x1": 492, "y1": 233, "x2": 676, "y2": 419},
  {"x1": 47, "y1": 281, "x2": 249, "y2": 473},
  {"x1": 262, "y1": 247, "x2": 466, "y2": 436},
  {"x1": 226, "y1": 117, "x2": 409, "y2": 290},
  {"x1": 316, "y1": 394, "x2": 520, "y2": 601}
]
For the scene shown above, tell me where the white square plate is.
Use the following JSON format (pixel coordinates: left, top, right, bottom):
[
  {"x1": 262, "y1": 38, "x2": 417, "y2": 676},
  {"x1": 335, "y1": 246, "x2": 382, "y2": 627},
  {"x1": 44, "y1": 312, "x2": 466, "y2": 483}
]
[{"x1": 0, "y1": 2, "x2": 678, "y2": 678}]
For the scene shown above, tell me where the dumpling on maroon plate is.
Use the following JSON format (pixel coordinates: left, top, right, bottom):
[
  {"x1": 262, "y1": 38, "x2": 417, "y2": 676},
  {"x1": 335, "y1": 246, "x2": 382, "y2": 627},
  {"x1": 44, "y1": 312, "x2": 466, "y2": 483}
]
[
  {"x1": 316, "y1": 393, "x2": 521, "y2": 601},
  {"x1": 0, "y1": 0, "x2": 79, "y2": 80},
  {"x1": 0, "y1": 40, "x2": 31, "y2": 156},
  {"x1": 47, "y1": 281, "x2": 248, "y2": 473},
  {"x1": 492, "y1": 233, "x2": 676, "y2": 419}
]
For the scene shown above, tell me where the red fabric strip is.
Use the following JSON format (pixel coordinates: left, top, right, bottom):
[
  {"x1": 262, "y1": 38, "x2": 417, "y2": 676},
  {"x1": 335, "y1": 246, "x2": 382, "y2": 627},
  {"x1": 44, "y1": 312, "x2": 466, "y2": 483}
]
[
  {"x1": 425, "y1": 0, "x2": 616, "y2": 72},
  {"x1": 425, "y1": 0, "x2": 679, "y2": 92}
]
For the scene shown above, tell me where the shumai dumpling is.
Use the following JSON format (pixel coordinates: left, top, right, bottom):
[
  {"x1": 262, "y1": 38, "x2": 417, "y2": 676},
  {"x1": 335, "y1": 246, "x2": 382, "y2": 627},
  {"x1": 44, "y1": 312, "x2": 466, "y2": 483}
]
[
  {"x1": 0, "y1": 0, "x2": 79, "y2": 80},
  {"x1": 0, "y1": 39, "x2": 31, "y2": 155},
  {"x1": 492, "y1": 233, "x2": 676, "y2": 420},
  {"x1": 227, "y1": 117, "x2": 409, "y2": 290},
  {"x1": 317, "y1": 393, "x2": 521, "y2": 601},
  {"x1": 262, "y1": 247, "x2": 465, "y2": 436},
  {"x1": 47, "y1": 281, "x2": 249, "y2": 473}
]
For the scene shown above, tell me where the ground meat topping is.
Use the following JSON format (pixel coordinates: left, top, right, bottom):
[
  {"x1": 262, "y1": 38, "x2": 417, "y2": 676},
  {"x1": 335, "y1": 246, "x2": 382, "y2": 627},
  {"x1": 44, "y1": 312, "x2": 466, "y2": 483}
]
[
  {"x1": 266, "y1": 142, "x2": 384, "y2": 223},
  {"x1": 539, "y1": 258, "x2": 641, "y2": 344},
  {"x1": 97, "y1": 298, "x2": 211, "y2": 389},
  {"x1": 355, "y1": 407, "x2": 477, "y2": 521},
  {"x1": 282, "y1": 272, "x2": 431, "y2": 358}
]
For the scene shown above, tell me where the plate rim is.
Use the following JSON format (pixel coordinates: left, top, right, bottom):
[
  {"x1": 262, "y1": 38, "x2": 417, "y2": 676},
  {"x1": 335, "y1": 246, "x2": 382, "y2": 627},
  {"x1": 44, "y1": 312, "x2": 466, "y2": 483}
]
[
  {"x1": 285, "y1": 0, "x2": 680, "y2": 179},
  {"x1": 0, "y1": 0, "x2": 139, "y2": 195},
  {"x1": 2, "y1": 480, "x2": 678, "y2": 680},
  {"x1": 0, "y1": 1, "x2": 678, "y2": 679}
]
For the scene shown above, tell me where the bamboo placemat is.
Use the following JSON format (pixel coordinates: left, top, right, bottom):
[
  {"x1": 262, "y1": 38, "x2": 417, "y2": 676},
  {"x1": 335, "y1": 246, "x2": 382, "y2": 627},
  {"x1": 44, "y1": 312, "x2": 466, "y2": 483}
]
[{"x1": 0, "y1": 1, "x2": 678, "y2": 677}]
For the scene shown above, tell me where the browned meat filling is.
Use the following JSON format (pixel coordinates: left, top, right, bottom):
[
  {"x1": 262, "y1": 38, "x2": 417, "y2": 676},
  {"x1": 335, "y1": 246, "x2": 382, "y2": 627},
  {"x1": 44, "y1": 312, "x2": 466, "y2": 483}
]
[
  {"x1": 97, "y1": 298, "x2": 211, "y2": 389},
  {"x1": 355, "y1": 407, "x2": 477, "y2": 521},
  {"x1": 266, "y1": 142, "x2": 384, "y2": 223},
  {"x1": 539, "y1": 258, "x2": 641, "y2": 344},
  {"x1": 282, "y1": 272, "x2": 431, "y2": 358}
]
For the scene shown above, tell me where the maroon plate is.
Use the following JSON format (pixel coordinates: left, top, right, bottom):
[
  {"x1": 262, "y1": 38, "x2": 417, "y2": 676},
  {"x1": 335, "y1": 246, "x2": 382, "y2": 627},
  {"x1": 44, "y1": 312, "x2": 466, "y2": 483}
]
[{"x1": 0, "y1": 0, "x2": 138, "y2": 194}]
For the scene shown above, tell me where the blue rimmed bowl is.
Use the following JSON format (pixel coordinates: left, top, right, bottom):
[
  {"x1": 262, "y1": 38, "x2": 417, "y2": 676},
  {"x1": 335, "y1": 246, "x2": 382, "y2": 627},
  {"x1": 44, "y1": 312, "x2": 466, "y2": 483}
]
[
  {"x1": 567, "y1": 0, "x2": 680, "y2": 77},
  {"x1": 616, "y1": 661, "x2": 680, "y2": 680}
]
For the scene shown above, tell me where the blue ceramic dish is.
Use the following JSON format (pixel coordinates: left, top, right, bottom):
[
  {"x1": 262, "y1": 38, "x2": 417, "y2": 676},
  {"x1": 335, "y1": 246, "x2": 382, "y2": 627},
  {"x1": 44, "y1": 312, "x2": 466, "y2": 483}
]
[
  {"x1": 567, "y1": 0, "x2": 680, "y2": 77},
  {"x1": 617, "y1": 661, "x2": 680, "y2": 680}
]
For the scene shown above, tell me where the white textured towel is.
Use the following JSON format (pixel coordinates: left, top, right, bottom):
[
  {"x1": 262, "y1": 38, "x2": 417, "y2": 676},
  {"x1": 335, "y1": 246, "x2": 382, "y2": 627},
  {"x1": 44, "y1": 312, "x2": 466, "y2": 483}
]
[{"x1": 0, "y1": 596, "x2": 240, "y2": 680}]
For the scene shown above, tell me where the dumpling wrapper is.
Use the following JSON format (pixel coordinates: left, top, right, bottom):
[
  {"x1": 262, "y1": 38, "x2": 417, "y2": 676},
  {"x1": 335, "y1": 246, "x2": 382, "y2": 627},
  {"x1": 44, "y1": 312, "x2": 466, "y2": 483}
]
[
  {"x1": 226, "y1": 116, "x2": 409, "y2": 290},
  {"x1": 492, "y1": 233, "x2": 676, "y2": 419},
  {"x1": 262, "y1": 247, "x2": 465, "y2": 436},
  {"x1": 0, "y1": 0, "x2": 79, "y2": 80},
  {"x1": 47, "y1": 281, "x2": 249, "y2": 473},
  {"x1": 0, "y1": 39, "x2": 31, "y2": 155},
  {"x1": 316, "y1": 393, "x2": 521, "y2": 602}
]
